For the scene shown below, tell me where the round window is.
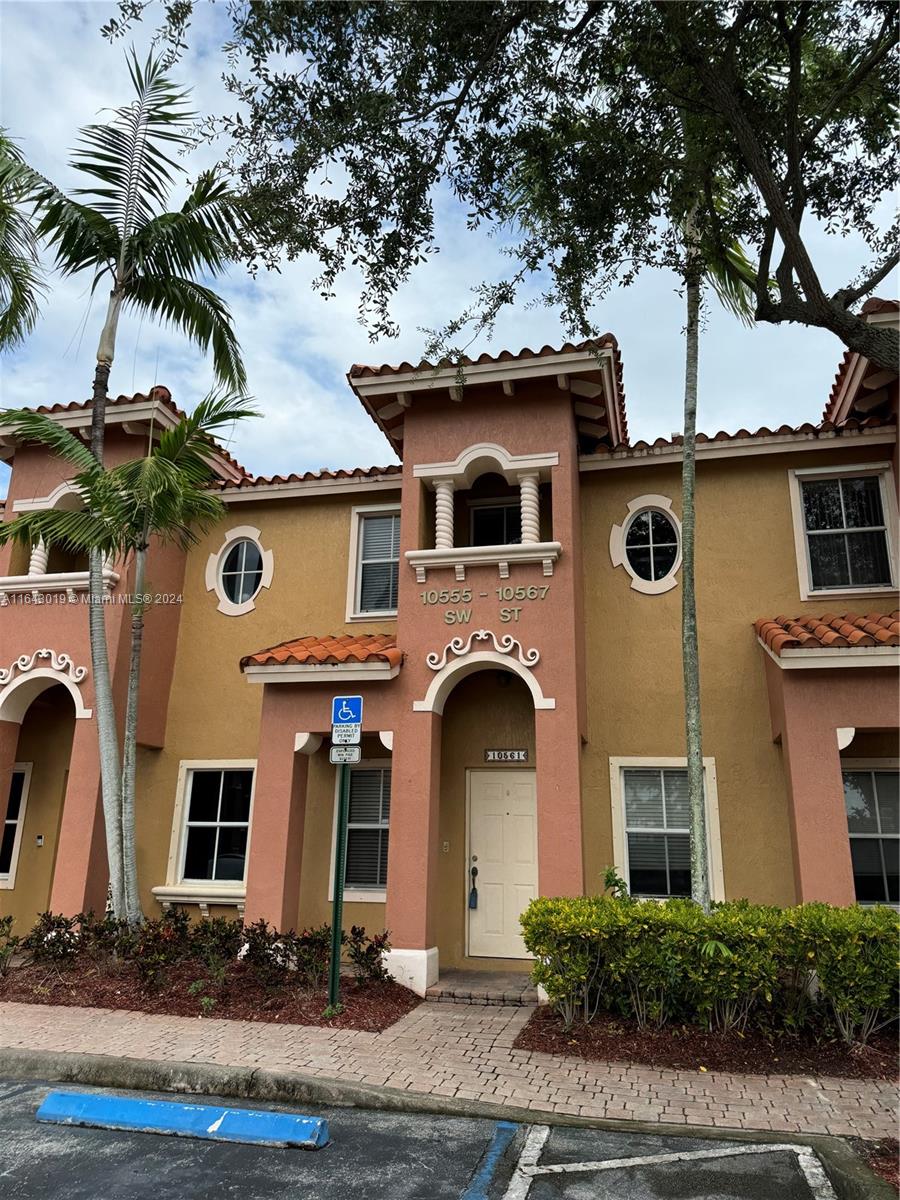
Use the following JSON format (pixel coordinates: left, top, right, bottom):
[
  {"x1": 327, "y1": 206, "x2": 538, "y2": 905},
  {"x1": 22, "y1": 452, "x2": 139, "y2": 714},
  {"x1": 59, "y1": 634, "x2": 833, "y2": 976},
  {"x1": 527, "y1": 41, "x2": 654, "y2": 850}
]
[
  {"x1": 220, "y1": 538, "x2": 263, "y2": 604},
  {"x1": 625, "y1": 509, "x2": 679, "y2": 582}
]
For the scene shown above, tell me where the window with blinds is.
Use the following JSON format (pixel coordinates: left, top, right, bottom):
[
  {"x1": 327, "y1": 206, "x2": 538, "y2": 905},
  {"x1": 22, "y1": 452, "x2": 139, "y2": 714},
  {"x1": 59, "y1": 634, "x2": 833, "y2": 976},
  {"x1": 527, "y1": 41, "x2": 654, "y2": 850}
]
[
  {"x1": 345, "y1": 767, "x2": 391, "y2": 890},
  {"x1": 843, "y1": 769, "x2": 899, "y2": 904},
  {"x1": 623, "y1": 768, "x2": 692, "y2": 898},
  {"x1": 357, "y1": 513, "x2": 400, "y2": 614}
]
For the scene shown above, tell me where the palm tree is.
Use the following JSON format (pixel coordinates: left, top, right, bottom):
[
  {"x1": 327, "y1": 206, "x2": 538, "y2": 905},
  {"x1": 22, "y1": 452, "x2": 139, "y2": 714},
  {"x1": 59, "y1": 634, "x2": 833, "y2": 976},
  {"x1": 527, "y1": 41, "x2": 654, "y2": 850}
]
[
  {"x1": 0, "y1": 390, "x2": 257, "y2": 922},
  {"x1": 0, "y1": 132, "x2": 45, "y2": 350},
  {"x1": 679, "y1": 206, "x2": 755, "y2": 913},
  {"x1": 0, "y1": 51, "x2": 248, "y2": 918}
]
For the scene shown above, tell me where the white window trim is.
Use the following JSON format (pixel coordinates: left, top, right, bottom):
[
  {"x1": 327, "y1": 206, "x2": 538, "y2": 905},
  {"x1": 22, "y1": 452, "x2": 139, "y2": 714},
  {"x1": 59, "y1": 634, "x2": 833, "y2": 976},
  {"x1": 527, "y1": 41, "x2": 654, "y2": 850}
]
[
  {"x1": 787, "y1": 462, "x2": 898, "y2": 601},
  {"x1": 345, "y1": 504, "x2": 400, "y2": 621},
  {"x1": 609, "y1": 495, "x2": 682, "y2": 595},
  {"x1": 205, "y1": 526, "x2": 274, "y2": 617},
  {"x1": 608, "y1": 756, "x2": 725, "y2": 901},
  {"x1": 0, "y1": 762, "x2": 32, "y2": 889},
  {"x1": 327, "y1": 758, "x2": 390, "y2": 903},
  {"x1": 840, "y1": 758, "x2": 899, "y2": 908},
  {"x1": 157, "y1": 760, "x2": 256, "y2": 905}
]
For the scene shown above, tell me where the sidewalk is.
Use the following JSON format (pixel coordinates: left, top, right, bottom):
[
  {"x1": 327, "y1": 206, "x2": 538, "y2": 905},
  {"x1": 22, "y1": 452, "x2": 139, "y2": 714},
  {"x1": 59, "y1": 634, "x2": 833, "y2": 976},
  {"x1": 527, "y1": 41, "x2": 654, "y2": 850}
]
[{"x1": 0, "y1": 1000, "x2": 894, "y2": 1141}]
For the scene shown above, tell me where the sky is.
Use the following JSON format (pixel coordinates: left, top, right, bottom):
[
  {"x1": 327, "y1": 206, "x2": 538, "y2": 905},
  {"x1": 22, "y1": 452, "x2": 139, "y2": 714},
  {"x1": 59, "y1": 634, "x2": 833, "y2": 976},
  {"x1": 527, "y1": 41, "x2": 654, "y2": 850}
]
[{"x1": 1, "y1": 0, "x2": 895, "y2": 494}]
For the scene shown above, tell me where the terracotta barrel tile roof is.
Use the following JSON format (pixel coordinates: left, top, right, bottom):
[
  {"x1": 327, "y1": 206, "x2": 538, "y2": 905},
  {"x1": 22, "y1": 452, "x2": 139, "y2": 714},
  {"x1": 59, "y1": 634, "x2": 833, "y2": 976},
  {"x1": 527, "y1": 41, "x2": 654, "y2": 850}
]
[
  {"x1": 754, "y1": 612, "x2": 899, "y2": 656},
  {"x1": 241, "y1": 633, "x2": 401, "y2": 670}
]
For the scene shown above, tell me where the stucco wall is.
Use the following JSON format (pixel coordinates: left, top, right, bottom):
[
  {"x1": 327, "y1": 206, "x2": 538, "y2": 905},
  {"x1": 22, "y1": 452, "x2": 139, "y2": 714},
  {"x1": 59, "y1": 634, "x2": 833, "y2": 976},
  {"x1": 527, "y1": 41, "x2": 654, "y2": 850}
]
[
  {"x1": 1, "y1": 685, "x2": 75, "y2": 928},
  {"x1": 580, "y1": 442, "x2": 899, "y2": 906},
  {"x1": 132, "y1": 491, "x2": 400, "y2": 922}
]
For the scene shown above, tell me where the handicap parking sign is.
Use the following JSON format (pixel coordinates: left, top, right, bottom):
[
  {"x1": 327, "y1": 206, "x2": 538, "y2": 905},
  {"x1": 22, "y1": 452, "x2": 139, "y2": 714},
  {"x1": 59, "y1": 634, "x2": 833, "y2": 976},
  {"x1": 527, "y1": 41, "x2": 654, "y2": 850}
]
[
  {"x1": 332, "y1": 696, "x2": 363, "y2": 725},
  {"x1": 332, "y1": 695, "x2": 363, "y2": 745}
]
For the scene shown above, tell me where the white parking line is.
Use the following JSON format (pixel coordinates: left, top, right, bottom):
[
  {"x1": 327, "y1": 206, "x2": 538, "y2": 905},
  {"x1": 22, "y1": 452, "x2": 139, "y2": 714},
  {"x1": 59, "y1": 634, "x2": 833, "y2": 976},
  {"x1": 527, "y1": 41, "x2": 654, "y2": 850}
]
[{"x1": 501, "y1": 1126, "x2": 838, "y2": 1199}]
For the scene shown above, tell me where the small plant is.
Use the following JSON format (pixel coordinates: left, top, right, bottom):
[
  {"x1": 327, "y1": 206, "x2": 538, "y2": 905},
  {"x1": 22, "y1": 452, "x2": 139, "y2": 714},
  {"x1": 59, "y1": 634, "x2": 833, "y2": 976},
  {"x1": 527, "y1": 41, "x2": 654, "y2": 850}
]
[
  {"x1": 24, "y1": 913, "x2": 80, "y2": 962},
  {"x1": 322, "y1": 1002, "x2": 343, "y2": 1019},
  {"x1": 0, "y1": 915, "x2": 20, "y2": 977},
  {"x1": 191, "y1": 916, "x2": 243, "y2": 968},
  {"x1": 345, "y1": 926, "x2": 391, "y2": 986},
  {"x1": 129, "y1": 908, "x2": 191, "y2": 989}
]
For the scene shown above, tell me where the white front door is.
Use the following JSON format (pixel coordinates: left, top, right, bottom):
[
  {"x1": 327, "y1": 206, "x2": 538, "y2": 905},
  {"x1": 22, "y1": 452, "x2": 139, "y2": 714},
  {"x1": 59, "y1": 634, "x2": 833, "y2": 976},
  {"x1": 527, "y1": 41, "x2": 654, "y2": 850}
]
[{"x1": 467, "y1": 769, "x2": 538, "y2": 959}]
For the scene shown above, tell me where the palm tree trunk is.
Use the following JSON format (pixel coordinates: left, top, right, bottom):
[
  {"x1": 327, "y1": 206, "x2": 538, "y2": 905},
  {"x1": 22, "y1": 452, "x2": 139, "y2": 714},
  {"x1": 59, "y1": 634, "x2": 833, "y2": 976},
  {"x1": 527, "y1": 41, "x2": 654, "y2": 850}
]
[
  {"x1": 120, "y1": 526, "x2": 148, "y2": 926},
  {"x1": 88, "y1": 288, "x2": 125, "y2": 917},
  {"x1": 682, "y1": 265, "x2": 711, "y2": 914}
]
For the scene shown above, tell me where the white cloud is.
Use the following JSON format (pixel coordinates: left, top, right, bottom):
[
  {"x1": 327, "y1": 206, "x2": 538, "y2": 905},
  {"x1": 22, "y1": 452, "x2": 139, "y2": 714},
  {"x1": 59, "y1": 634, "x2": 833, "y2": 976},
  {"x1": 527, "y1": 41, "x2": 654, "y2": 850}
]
[{"x1": 1, "y1": 0, "x2": 895, "y2": 500}]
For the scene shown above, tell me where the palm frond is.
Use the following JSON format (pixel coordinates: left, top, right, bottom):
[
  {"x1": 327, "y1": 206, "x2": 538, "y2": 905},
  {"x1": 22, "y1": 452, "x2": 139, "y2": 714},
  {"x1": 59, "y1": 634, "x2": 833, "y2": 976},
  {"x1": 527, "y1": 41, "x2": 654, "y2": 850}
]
[
  {"x1": 130, "y1": 170, "x2": 248, "y2": 280},
  {"x1": 0, "y1": 506, "x2": 124, "y2": 557},
  {"x1": 0, "y1": 409, "x2": 100, "y2": 470},
  {"x1": 70, "y1": 50, "x2": 195, "y2": 248},
  {"x1": 0, "y1": 133, "x2": 47, "y2": 349},
  {"x1": 124, "y1": 274, "x2": 247, "y2": 389},
  {"x1": 702, "y1": 239, "x2": 757, "y2": 326}
]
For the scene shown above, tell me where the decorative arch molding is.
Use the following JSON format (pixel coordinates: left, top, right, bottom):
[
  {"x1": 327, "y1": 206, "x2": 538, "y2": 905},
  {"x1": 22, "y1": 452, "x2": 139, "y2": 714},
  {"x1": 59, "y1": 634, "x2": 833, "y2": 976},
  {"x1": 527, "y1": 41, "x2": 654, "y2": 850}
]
[
  {"x1": 13, "y1": 480, "x2": 85, "y2": 513},
  {"x1": 414, "y1": 630, "x2": 555, "y2": 714},
  {"x1": 0, "y1": 649, "x2": 92, "y2": 723},
  {"x1": 412, "y1": 442, "x2": 558, "y2": 488}
]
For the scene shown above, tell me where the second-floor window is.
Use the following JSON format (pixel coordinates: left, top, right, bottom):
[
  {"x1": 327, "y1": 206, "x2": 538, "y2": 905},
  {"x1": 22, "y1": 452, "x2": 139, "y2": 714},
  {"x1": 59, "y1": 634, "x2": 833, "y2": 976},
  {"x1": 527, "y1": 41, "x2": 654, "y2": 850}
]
[
  {"x1": 356, "y1": 512, "x2": 400, "y2": 615},
  {"x1": 470, "y1": 501, "x2": 521, "y2": 546},
  {"x1": 800, "y1": 473, "x2": 892, "y2": 591}
]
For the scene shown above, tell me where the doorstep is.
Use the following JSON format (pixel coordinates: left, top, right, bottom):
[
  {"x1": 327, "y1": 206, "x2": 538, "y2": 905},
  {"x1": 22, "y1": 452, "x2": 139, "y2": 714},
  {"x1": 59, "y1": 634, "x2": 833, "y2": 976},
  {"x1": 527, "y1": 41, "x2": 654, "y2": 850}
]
[{"x1": 425, "y1": 969, "x2": 537, "y2": 1006}]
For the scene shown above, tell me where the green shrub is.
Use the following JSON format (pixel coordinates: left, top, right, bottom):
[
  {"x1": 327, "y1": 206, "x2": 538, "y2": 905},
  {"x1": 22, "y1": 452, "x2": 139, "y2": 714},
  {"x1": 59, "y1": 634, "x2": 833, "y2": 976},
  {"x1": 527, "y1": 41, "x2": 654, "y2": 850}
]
[
  {"x1": 0, "y1": 915, "x2": 20, "y2": 977},
  {"x1": 23, "y1": 912, "x2": 81, "y2": 962},
  {"x1": 129, "y1": 909, "x2": 191, "y2": 988},
  {"x1": 345, "y1": 926, "x2": 391, "y2": 986},
  {"x1": 521, "y1": 894, "x2": 899, "y2": 1043},
  {"x1": 190, "y1": 916, "x2": 243, "y2": 967}
]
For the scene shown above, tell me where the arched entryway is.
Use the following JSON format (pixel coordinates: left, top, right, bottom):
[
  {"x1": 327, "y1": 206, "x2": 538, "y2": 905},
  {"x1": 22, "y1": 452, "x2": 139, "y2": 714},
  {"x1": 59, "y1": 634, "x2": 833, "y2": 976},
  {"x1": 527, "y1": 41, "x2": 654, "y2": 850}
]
[
  {"x1": 437, "y1": 667, "x2": 537, "y2": 970},
  {"x1": 0, "y1": 684, "x2": 76, "y2": 923}
]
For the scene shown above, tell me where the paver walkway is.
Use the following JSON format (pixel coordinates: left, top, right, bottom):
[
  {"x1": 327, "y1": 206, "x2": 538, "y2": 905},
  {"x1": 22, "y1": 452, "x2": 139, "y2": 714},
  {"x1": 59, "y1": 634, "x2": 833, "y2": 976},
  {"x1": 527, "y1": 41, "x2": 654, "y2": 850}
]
[{"x1": 0, "y1": 1001, "x2": 894, "y2": 1142}]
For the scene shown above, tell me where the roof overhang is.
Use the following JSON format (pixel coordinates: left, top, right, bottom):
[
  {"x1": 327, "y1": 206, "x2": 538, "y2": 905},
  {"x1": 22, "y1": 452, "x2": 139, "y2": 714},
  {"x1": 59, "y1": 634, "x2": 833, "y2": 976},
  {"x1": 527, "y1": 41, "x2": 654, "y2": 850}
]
[
  {"x1": 243, "y1": 661, "x2": 400, "y2": 684},
  {"x1": 758, "y1": 640, "x2": 900, "y2": 670},
  {"x1": 348, "y1": 343, "x2": 626, "y2": 457}
]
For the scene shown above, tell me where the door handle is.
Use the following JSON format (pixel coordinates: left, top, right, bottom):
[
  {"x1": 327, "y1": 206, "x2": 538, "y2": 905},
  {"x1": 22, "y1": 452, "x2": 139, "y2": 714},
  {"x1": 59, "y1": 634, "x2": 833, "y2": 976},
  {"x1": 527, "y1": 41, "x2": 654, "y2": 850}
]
[{"x1": 469, "y1": 864, "x2": 478, "y2": 910}]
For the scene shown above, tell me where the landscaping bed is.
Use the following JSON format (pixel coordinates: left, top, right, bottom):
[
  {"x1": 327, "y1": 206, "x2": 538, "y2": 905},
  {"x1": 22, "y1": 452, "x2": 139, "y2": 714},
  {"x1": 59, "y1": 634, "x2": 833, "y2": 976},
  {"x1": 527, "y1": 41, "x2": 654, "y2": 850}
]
[
  {"x1": 0, "y1": 910, "x2": 419, "y2": 1032},
  {"x1": 0, "y1": 957, "x2": 419, "y2": 1031},
  {"x1": 514, "y1": 1006, "x2": 898, "y2": 1081},
  {"x1": 859, "y1": 1138, "x2": 900, "y2": 1192}
]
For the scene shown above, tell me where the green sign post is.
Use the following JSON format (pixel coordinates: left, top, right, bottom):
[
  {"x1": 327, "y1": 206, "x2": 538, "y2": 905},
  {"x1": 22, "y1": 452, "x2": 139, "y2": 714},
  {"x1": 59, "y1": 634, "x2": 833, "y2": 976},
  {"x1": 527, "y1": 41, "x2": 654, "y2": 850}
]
[
  {"x1": 327, "y1": 762, "x2": 351, "y2": 1010},
  {"x1": 327, "y1": 695, "x2": 362, "y2": 1012}
]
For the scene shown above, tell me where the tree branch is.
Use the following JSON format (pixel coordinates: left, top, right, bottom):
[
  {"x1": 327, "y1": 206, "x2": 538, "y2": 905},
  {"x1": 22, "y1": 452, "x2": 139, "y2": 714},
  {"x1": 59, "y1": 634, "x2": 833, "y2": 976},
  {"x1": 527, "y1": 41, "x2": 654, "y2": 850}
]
[
  {"x1": 801, "y1": 13, "x2": 896, "y2": 150},
  {"x1": 833, "y1": 250, "x2": 900, "y2": 308}
]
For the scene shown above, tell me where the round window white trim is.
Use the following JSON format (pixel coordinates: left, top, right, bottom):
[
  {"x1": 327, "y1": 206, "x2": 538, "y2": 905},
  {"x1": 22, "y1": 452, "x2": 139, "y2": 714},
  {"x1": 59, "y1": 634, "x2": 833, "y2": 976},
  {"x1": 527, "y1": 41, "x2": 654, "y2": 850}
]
[
  {"x1": 205, "y1": 525, "x2": 274, "y2": 616},
  {"x1": 609, "y1": 494, "x2": 682, "y2": 595}
]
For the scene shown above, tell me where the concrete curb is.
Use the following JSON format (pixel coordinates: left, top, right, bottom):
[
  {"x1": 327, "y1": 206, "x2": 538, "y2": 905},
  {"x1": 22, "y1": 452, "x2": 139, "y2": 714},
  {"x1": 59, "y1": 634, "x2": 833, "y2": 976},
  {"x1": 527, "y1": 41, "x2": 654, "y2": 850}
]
[{"x1": 0, "y1": 1046, "x2": 891, "y2": 1200}]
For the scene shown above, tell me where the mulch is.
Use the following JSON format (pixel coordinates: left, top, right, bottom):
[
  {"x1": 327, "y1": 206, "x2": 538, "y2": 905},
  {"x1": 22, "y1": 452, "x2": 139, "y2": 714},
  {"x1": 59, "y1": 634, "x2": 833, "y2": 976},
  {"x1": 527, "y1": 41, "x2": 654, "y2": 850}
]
[
  {"x1": 859, "y1": 1139, "x2": 900, "y2": 1192},
  {"x1": 514, "y1": 1007, "x2": 899, "y2": 1082},
  {"x1": 0, "y1": 958, "x2": 420, "y2": 1032}
]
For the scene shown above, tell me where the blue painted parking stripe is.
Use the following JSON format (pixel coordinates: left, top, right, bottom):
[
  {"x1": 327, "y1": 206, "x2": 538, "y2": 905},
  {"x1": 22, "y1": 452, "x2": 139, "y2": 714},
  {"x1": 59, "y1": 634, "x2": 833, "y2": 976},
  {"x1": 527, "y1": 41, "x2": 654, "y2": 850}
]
[
  {"x1": 461, "y1": 1120, "x2": 519, "y2": 1199},
  {"x1": 36, "y1": 1091, "x2": 329, "y2": 1149}
]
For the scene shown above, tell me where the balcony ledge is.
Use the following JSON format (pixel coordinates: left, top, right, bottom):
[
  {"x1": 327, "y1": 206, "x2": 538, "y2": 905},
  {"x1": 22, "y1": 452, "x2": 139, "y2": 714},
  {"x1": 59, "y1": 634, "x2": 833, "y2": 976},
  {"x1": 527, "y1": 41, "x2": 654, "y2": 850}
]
[
  {"x1": 406, "y1": 541, "x2": 561, "y2": 582},
  {"x1": 0, "y1": 568, "x2": 119, "y2": 604}
]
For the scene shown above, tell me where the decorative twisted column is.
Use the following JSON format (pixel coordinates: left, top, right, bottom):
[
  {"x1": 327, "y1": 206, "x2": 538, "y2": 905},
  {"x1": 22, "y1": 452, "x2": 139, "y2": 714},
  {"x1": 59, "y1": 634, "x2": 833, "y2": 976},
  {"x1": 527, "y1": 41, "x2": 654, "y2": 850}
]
[
  {"x1": 518, "y1": 472, "x2": 540, "y2": 544},
  {"x1": 27, "y1": 539, "x2": 48, "y2": 577},
  {"x1": 434, "y1": 479, "x2": 455, "y2": 550}
]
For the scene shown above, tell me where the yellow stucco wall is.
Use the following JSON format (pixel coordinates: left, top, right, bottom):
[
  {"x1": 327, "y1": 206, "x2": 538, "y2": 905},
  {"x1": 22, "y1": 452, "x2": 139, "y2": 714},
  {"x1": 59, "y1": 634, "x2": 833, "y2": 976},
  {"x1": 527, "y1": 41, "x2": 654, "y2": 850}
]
[
  {"x1": 579, "y1": 443, "x2": 899, "y2": 906},
  {"x1": 133, "y1": 491, "x2": 400, "y2": 923},
  {"x1": 1, "y1": 686, "x2": 75, "y2": 929}
]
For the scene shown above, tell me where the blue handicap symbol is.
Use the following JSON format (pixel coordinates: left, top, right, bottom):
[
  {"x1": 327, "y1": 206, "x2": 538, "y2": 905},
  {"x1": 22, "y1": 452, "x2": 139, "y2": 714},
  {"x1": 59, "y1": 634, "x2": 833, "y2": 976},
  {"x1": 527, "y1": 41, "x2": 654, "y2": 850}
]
[{"x1": 332, "y1": 695, "x2": 363, "y2": 725}]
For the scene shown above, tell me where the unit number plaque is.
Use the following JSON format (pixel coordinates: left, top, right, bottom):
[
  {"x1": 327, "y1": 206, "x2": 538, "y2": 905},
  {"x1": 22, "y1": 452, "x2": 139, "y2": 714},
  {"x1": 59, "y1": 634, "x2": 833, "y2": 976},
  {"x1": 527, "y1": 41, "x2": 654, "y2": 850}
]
[{"x1": 485, "y1": 749, "x2": 528, "y2": 763}]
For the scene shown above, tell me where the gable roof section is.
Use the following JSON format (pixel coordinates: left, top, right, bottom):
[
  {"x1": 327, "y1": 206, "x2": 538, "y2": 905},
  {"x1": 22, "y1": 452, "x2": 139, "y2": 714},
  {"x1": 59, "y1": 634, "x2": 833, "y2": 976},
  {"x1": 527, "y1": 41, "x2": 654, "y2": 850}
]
[
  {"x1": 348, "y1": 337, "x2": 628, "y2": 457},
  {"x1": 0, "y1": 386, "x2": 250, "y2": 483},
  {"x1": 823, "y1": 299, "x2": 899, "y2": 426}
]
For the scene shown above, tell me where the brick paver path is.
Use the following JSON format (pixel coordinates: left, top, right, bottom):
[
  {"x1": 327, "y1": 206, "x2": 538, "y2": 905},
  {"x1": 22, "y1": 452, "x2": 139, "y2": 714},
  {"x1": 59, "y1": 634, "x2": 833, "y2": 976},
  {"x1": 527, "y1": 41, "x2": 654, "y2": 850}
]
[{"x1": 0, "y1": 1001, "x2": 894, "y2": 1141}]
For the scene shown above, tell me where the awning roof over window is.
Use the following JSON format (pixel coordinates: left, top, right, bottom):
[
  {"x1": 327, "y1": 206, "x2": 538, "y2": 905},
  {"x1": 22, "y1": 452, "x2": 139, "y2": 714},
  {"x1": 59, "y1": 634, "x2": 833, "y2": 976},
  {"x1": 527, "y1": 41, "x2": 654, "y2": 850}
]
[
  {"x1": 240, "y1": 633, "x2": 401, "y2": 671},
  {"x1": 755, "y1": 612, "x2": 899, "y2": 659}
]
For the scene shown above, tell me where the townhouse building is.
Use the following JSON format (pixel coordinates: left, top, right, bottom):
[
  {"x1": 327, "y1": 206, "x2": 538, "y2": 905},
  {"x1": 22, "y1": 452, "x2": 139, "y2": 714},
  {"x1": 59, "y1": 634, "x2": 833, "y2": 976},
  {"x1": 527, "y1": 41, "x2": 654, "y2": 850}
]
[{"x1": 1, "y1": 300, "x2": 897, "y2": 993}]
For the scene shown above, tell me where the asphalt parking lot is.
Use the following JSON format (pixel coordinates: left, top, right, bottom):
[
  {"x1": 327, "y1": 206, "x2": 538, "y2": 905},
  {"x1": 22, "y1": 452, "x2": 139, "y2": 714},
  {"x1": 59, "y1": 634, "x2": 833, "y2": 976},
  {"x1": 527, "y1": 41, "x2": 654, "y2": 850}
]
[{"x1": 0, "y1": 1079, "x2": 840, "y2": 1199}]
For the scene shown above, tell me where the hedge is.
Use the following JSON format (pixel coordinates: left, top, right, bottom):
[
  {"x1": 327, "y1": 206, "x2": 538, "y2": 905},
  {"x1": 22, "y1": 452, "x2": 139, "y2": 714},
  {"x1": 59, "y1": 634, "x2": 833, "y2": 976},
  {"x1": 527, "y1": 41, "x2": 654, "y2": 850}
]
[{"x1": 520, "y1": 895, "x2": 899, "y2": 1043}]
